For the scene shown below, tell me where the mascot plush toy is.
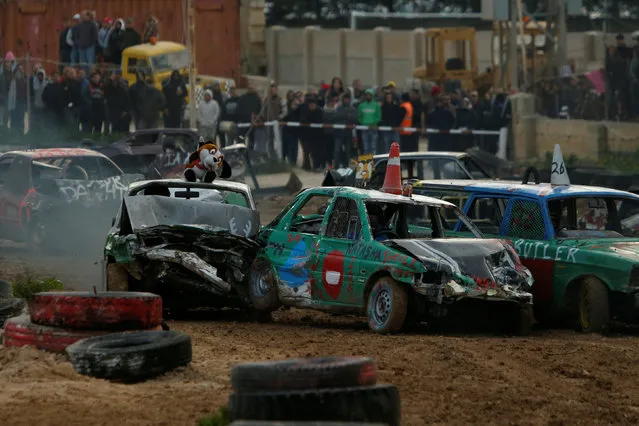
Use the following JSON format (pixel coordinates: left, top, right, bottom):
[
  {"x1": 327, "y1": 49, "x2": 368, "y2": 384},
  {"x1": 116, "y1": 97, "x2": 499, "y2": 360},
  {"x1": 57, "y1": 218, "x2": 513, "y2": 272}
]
[{"x1": 184, "y1": 139, "x2": 232, "y2": 183}]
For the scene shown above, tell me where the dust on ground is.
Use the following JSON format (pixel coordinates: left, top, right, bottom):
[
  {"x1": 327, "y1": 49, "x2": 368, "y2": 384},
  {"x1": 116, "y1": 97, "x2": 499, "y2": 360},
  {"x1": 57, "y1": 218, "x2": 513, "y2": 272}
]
[{"x1": 1, "y1": 196, "x2": 639, "y2": 425}]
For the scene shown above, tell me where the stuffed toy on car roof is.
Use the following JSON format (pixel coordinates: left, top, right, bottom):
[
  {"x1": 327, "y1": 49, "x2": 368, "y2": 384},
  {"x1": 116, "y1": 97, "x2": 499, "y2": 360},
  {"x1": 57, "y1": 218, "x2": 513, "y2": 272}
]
[{"x1": 184, "y1": 139, "x2": 232, "y2": 183}]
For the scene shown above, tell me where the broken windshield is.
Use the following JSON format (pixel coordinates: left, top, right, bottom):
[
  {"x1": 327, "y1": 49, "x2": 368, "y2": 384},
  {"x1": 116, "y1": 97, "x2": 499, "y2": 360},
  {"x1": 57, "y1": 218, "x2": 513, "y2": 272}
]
[{"x1": 548, "y1": 196, "x2": 639, "y2": 238}]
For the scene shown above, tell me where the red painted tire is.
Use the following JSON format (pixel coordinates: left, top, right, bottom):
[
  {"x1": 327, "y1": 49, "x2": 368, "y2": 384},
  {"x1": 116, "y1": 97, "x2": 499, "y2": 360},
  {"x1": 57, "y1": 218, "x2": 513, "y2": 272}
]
[
  {"x1": 29, "y1": 291, "x2": 163, "y2": 331},
  {"x1": 2, "y1": 315, "x2": 163, "y2": 353}
]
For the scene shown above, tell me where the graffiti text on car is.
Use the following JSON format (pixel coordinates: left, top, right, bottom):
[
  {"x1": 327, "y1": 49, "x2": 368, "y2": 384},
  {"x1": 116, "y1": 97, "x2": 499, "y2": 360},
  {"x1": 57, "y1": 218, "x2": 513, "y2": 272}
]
[
  {"x1": 513, "y1": 240, "x2": 579, "y2": 263},
  {"x1": 345, "y1": 243, "x2": 382, "y2": 262},
  {"x1": 58, "y1": 176, "x2": 129, "y2": 202}
]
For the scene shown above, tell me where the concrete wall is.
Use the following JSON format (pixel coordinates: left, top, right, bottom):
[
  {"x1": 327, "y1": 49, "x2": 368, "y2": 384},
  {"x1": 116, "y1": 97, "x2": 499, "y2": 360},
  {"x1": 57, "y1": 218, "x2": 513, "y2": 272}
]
[
  {"x1": 511, "y1": 93, "x2": 639, "y2": 161},
  {"x1": 266, "y1": 27, "x2": 632, "y2": 88}
]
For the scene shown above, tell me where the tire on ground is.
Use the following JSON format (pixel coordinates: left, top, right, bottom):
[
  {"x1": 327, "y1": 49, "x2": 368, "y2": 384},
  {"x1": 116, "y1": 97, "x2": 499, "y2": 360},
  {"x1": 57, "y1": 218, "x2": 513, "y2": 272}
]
[
  {"x1": 248, "y1": 258, "x2": 281, "y2": 312},
  {"x1": 29, "y1": 291, "x2": 162, "y2": 331},
  {"x1": 0, "y1": 298, "x2": 25, "y2": 327},
  {"x1": 66, "y1": 330, "x2": 192, "y2": 381},
  {"x1": 366, "y1": 276, "x2": 408, "y2": 334},
  {"x1": 2, "y1": 314, "x2": 108, "y2": 352},
  {"x1": 513, "y1": 304, "x2": 534, "y2": 336},
  {"x1": 231, "y1": 356, "x2": 377, "y2": 393},
  {"x1": 228, "y1": 384, "x2": 400, "y2": 426},
  {"x1": 577, "y1": 276, "x2": 610, "y2": 333},
  {"x1": 0, "y1": 279, "x2": 12, "y2": 298}
]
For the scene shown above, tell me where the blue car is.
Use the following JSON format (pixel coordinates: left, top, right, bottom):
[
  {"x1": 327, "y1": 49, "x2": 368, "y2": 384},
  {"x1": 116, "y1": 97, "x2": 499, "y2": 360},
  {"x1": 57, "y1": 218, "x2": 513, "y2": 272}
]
[{"x1": 412, "y1": 176, "x2": 639, "y2": 331}]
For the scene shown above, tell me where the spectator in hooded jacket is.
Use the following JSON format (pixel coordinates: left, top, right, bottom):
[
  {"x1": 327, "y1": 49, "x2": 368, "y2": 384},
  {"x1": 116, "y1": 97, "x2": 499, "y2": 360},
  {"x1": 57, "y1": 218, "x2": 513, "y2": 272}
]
[
  {"x1": 357, "y1": 89, "x2": 381, "y2": 154},
  {"x1": 379, "y1": 91, "x2": 402, "y2": 153},
  {"x1": 331, "y1": 92, "x2": 357, "y2": 168},
  {"x1": 163, "y1": 70, "x2": 187, "y2": 128},
  {"x1": 30, "y1": 69, "x2": 50, "y2": 134},
  {"x1": 104, "y1": 69, "x2": 130, "y2": 133},
  {"x1": 198, "y1": 89, "x2": 220, "y2": 141},
  {"x1": 221, "y1": 86, "x2": 240, "y2": 146},
  {"x1": 88, "y1": 71, "x2": 106, "y2": 134},
  {"x1": 138, "y1": 77, "x2": 166, "y2": 129},
  {"x1": 106, "y1": 19, "x2": 126, "y2": 65},
  {"x1": 1, "y1": 59, "x2": 27, "y2": 136}
]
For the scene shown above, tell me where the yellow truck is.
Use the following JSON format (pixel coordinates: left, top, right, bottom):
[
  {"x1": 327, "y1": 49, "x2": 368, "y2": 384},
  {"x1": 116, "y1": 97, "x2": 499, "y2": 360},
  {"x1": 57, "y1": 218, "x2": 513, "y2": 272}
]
[{"x1": 121, "y1": 40, "x2": 235, "y2": 101}]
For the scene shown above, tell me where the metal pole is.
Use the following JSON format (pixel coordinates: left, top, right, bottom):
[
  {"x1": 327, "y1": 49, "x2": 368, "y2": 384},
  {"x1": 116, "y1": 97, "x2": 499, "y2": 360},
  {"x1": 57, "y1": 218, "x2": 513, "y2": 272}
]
[
  {"x1": 188, "y1": 0, "x2": 197, "y2": 129},
  {"x1": 509, "y1": 0, "x2": 519, "y2": 90},
  {"x1": 558, "y1": 0, "x2": 568, "y2": 68},
  {"x1": 603, "y1": 0, "x2": 609, "y2": 120},
  {"x1": 25, "y1": 52, "x2": 31, "y2": 134},
  {"x1": 516, "y1": 0, "x2": 528, "y2": 89}
]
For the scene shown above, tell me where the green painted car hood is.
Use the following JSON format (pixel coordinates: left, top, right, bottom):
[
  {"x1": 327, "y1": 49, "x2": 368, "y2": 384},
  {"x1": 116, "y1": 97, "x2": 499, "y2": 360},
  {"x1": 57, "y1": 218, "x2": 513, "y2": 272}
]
[{"x1": 570, "y1": 238, "x2": 639, "y2": 261}]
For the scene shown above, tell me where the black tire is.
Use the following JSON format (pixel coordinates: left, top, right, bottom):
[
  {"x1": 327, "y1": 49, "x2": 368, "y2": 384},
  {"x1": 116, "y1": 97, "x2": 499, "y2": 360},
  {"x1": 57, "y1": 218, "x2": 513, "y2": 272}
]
[
  {"x1": 513, "y1": 304, "x2": 534, "y2": 336},
  {"x1": 66, "y1": 330, "x2": 192, "y2": 381},
  {"x1": 577, "y1": 277, "x2": 610, "y2": 333},
  {"x1": 0, "y1": 279, "x2": 12, "y2": 298},
  {"x1": 231, "y1": 357, "x2": 377, "y2": 393},
  {"x1": 0, "y1": 298, "x2": 25, "y2": 327},
  {"x1": 366, "y1": 276, "x2": 407, "y2": 334},
  {"x1": 248, "y1": 258, "x2": 281, "y2": 312},
  {"x1": 228, "y1": 385, "x2": 400, "y2": 426}
]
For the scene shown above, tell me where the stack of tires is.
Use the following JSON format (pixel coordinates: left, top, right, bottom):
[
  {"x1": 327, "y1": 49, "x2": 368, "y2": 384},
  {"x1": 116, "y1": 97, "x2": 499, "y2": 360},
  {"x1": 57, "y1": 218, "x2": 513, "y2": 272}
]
[
  {"x1": 2, "y1": 291, "x2": 163, "y2": 353},
  {"x1": 0, "y1": 280, "x2": 25, "y2": 329},
  {"x1": 228, "y1": 357, "x2": 401, "y2": 426}
]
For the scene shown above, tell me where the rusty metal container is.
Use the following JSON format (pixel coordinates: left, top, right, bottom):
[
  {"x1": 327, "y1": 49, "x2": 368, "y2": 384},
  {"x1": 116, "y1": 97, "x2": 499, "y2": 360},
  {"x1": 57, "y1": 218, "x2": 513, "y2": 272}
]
[{"x1": 0, "y1": 0, "x2": 242, "y2": 82}]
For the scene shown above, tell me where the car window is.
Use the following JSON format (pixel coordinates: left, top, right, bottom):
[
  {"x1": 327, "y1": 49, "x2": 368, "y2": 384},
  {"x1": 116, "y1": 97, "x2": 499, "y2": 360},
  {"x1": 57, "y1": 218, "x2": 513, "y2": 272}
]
[
  {"x1": 505, "y1": 199, "x2": 546, "y2": 240},
  {"x1": 415, "y1": 159, "x2": 436, "y2": 180},
  {"x1": 618, "y1": 198, "x2": 639, "y2": 236},
  {"x1": 97, "y1": 158, "x2": 122, "y2": 178},
  {"x1": 325, "y1": 197, "x2": 361, "y2": 240},
  {"x1": 290, "y1": 194, "x2": 334, "y2": 235},
  {"x1": 412, "y1": 189, "x2": 469, "y2": 227},
  {"x1": 439, "y1": 159, "x2": 469, "y2": 179},
  {"x1": 461, "y1": 157, "x2": 490, "y2": 178},
  {"x1": 548, "y1": 196, "x2": 635, "y2": 238},
  {"x1": 460, "y1": 197, "x2": 508, "y2": 235}
]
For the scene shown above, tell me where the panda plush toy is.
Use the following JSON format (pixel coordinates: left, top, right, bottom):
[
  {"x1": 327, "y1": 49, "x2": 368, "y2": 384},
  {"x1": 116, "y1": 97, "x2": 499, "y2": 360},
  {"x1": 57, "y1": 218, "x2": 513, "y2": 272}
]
[{"x1": 184, "y1": 139, "x2": 232, "y2": 183}]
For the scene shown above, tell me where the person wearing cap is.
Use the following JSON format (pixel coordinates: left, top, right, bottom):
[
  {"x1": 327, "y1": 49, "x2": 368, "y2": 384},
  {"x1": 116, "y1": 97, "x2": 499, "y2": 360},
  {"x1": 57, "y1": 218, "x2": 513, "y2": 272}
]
[
  {"x1": 384, "y1": 81, "x2": 399, "y2": 104},
  {"x1": 357, "y1": 89, "x2": 381, "y2": 154},
  {"x1": 74, "y1": 11, "x2": 98, "y2": 71},
  {"x1": 66, "y1": 13, "x2": 82, "y2": 65},
  {"x1": 198, "y1": 89, "x2": 220, "y2": 142},
  {"x1": 104, "y1": 69, "x2": 130, "y2": 133},
  {"x1": 143, "y1": 13, "x2": 159, "y2": 44},
  {"x1": 98, "y1": 17, "x2": 114, "y2": 58}
]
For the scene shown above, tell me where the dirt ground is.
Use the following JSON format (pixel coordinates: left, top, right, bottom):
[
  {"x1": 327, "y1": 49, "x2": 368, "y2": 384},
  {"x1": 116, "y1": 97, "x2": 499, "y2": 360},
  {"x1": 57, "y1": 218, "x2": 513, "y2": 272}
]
[{"x1": 1, "y1": 196, "x2": 639, "y2": 425}]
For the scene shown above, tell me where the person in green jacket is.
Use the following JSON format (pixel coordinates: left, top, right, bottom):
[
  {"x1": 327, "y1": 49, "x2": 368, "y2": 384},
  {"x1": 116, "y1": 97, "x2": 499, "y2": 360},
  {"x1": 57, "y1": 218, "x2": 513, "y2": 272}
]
[{"x1": 357, "y1": 89, "x2": 381, "y2": 154}]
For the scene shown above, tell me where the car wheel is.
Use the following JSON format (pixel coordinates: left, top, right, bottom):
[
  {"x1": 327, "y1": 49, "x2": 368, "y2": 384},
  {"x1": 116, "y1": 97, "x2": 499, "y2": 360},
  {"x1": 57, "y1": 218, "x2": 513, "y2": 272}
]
[
  {"x1": 27, "y1": 216, "x2": 47, "y2": 252},
  {"x1": 106, "y1": 263, "x2": 130, "y2": 292},
  {"x1": 577, "y1": 277, "x2": 610, "y2": 333},
  {"x1": 366, "y1": 276, "x2": 408, "y2": 334},
  {"x1": 249, "y1": 258, "x2": 282, "y2": 312}
]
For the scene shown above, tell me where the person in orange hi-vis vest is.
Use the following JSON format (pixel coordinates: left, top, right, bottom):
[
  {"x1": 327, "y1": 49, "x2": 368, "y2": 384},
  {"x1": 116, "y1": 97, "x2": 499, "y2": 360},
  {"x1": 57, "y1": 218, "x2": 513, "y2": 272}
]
[{"x1": 399, "y1": 93, "x2": 417, "y2": 152}]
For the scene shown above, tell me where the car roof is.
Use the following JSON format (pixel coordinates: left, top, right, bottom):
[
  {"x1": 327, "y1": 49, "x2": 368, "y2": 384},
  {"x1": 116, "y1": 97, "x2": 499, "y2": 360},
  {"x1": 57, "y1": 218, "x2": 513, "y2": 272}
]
[
  {"x1": 128, "y1": 178, "x2": 251, "y2": 194},
  {"x1": 4, "y1": 148, "x2": 107, "y2": 159},
  {"x1": 373, "y1": 151, "x2": 466, "y2": 161},
  {"x1": 413, "y1": 179, "x2": 639, "y2": 200},
  {"x1": 309, "y1": 186, "x2": 456, "y2": 208},
  {"x1": 123, "y1": 41, "x2": 186, "y2": 56}
]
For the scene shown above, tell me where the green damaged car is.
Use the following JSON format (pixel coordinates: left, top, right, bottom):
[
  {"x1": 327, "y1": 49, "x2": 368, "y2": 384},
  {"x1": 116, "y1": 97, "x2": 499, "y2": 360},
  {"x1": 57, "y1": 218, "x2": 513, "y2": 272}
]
[{"x1": 247, "y1": 186, "x2": 535, "y2": 334}]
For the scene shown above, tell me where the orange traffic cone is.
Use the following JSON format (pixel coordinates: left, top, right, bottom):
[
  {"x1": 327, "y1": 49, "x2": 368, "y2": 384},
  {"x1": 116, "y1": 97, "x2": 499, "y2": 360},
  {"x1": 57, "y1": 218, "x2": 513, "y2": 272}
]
[{"x1": 381, "y1": 142, "x2": 402, "y2": 195}]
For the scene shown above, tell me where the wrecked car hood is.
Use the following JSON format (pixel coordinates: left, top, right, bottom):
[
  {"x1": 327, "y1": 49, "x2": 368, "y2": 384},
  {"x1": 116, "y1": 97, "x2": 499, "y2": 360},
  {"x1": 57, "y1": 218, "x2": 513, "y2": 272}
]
[
  {"x1": 123, "y1": 194, "x2": 259, "y2": 238},
  {"x1": 388, "y1": 238, "x2": 533, "y2": 300}
]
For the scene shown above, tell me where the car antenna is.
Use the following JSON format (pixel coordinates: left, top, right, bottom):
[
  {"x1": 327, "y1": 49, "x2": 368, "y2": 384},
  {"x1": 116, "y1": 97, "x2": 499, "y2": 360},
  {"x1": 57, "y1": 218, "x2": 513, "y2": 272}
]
[{"x1": 550, "y1": 144, "x2": 570, "y2": 187}]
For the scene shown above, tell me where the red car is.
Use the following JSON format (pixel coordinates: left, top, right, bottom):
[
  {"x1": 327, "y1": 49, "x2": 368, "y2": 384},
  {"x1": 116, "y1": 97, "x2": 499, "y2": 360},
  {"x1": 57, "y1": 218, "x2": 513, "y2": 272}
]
[{"x1": 0, "y1": 148, "x2": 141, "y2": 251}]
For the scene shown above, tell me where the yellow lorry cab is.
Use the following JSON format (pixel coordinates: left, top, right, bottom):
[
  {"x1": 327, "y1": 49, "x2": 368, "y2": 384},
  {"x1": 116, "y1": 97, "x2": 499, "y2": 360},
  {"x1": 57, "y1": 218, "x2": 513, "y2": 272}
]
[{"x1": 121, "y1": 40, "x2": 234, "y2": 104}]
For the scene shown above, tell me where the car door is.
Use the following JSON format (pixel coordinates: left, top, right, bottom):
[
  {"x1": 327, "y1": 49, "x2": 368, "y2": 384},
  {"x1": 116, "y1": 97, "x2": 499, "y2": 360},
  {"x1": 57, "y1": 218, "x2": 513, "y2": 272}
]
[
  {"x1": 501, "y1": 197, "x2": 555, "y2": 305},
  {"x1": 272, "y1": 192, "x2": 334, "y2": 304},
  {"x1": 313, "y1": 196, "x2": 363, "y2": 307},
  {"x1": 1, "y1": 156, "x2": 32, "y2": 239}
]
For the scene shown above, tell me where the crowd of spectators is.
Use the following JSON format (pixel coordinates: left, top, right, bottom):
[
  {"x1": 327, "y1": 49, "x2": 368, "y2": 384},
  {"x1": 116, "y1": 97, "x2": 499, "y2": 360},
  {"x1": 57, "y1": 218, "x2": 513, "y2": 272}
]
[
  {"x1": 58, "y1": 10, "x2": 159, "y2": 72},
  {"x1": 218, "y1": 78, "x2": 513, "y2": 171}
]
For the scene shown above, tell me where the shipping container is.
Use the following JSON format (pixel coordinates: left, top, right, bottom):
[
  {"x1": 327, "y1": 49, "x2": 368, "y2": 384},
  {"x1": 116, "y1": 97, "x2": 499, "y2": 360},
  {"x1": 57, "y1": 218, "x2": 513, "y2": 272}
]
[{"x1": 0, "y1": 0, "x2": 242, "y2": 83}]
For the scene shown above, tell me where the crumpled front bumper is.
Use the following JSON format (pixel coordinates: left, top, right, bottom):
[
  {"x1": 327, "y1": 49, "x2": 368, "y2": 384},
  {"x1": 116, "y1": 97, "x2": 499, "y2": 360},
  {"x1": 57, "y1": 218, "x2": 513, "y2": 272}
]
[{"x1": 144, "y1": 248, "x2": 231, "y2": 295}]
